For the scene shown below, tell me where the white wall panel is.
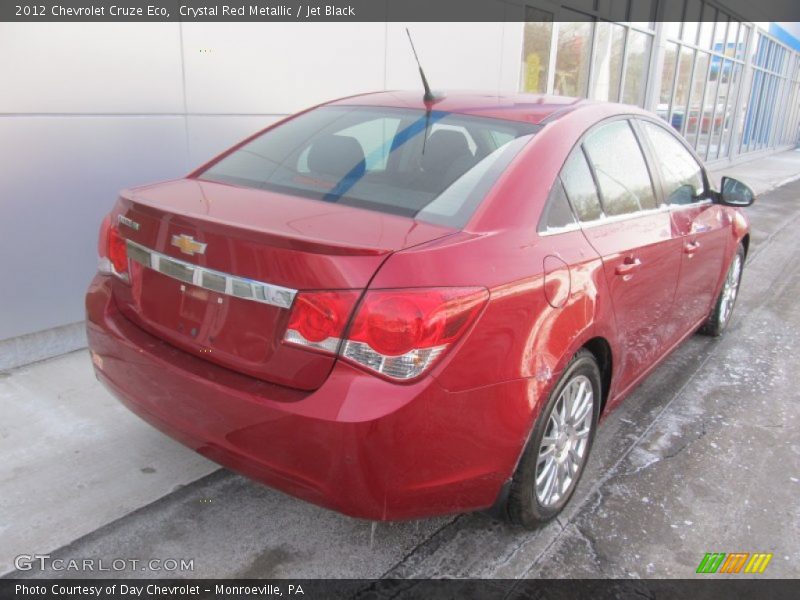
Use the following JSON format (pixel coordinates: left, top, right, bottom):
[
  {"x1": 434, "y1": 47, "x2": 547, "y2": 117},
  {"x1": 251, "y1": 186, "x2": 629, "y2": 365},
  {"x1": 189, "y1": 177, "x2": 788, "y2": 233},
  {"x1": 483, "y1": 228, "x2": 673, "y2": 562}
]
[
  {"x1": 499, "y1": 22, "x2": 525, "y2": 92},
  {"x1": 186, "y1": 115, "x2": 283, "y2": 166},
  {"x1": 182, "y1": 23, "x2": 386, "y2": 114},
  {"x1": 0, "y1": 116, "x2": 188, "y2": 339},
  {"x1": 0, "y1": 23, "x2": 184, "y2": 114},
  {"x1": 1, "y1": 22, "x2": 518, "y2": 348},
  {"x1": 385, "y1": 23, "x2": 508, "y2": 92}
]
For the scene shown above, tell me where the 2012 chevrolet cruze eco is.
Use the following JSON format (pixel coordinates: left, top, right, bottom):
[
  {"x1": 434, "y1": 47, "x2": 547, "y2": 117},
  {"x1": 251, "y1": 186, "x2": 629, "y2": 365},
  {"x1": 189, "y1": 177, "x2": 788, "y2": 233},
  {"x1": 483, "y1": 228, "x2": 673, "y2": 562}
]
[{"x1": 86, "y1": 91, "x2": 754, "y2": 528}]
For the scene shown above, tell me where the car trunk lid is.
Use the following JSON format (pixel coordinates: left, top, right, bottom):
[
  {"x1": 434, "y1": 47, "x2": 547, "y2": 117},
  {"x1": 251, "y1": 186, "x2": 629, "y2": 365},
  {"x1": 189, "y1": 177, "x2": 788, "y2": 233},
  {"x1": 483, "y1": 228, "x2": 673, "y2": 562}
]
[{"x1": 109, "y1": 178, "x2": 455, "y2": 391}]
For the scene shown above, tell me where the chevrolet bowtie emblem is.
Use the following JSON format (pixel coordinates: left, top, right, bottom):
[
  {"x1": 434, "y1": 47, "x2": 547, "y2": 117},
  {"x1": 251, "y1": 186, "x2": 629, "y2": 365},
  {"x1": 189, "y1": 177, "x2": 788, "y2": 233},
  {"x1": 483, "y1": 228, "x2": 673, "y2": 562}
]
[{"x1": 171, "y1": 234, "x2": 207, "y2": 256}]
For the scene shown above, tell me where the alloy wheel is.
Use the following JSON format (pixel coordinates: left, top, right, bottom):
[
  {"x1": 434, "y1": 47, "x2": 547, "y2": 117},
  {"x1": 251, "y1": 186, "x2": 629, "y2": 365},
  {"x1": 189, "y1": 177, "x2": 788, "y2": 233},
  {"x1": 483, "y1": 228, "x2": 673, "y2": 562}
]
[
  {"x1": 719, "y1": 253, "x2": 743, "y2": 326},
  {"x1": 535, "y1": 374, "x2": 594, "y2": 507}
]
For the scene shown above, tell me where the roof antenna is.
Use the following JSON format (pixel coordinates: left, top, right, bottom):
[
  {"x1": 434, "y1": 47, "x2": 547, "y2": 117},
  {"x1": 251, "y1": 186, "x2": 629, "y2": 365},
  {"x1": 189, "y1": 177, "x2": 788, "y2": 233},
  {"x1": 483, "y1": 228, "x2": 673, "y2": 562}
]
[
  {"x1": 406, "y1": 28, "x2": 439, "y2": 103},
  {"x1": 406, "y1": 28, "x2": 442, "y2": 155}
]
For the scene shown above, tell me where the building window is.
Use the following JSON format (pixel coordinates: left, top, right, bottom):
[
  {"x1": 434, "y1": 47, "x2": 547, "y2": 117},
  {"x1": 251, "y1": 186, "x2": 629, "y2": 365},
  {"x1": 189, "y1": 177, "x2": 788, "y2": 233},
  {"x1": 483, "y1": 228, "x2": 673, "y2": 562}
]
[
  {"x1": 590, "y1": 21, "x2": 625, "y2": 102},
  {"x1": 516, "y1": 3, "x2": 800, "y2": 162},
  {"x1": 554, "y1": 17, "x2": 593, "y2": 97},
  {"x1": 521, "y1": 9, "x2": 554, "y2": 94},
  {"x1": 709, "y1": 59, "x2": 735, "y2": 160},
  {"x1": 657, "y1": 42, "x2": 679, "y2": 117},
  {"x1": 685, "y1": 52, "x2": 711, "y2": 143},
  {"x1": 670, "y1": 47, "x2": 694, "y2": 133},
  {"x1": 622, "y1": 28, "x2": 652, "y2": 106},
  {"x1": 682, "y1": 0, "x2": 701, "y2": 44},
  {"x1": 697, "y1": 5, "x2": 716, "y2": 50}
]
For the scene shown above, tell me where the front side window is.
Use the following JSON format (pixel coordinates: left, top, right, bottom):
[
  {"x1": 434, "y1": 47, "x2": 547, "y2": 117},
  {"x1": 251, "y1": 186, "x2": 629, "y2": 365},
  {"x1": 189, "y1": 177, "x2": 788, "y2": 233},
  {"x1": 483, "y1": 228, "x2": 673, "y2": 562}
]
[
  {"x1": 640, "y1": 120, "x2": 706, "y2": 205},
  {"x1": 583, "y1": 120, "x2": 658, "y2": 216},
  {"x1": 200, "y1": 106, "x2": 538, "y2": 228}
]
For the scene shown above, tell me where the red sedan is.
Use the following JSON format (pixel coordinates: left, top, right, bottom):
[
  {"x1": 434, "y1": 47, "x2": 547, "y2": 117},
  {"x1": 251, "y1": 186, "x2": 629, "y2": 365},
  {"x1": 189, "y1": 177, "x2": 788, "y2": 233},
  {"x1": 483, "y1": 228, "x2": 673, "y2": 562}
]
[{"x1": 86, "y1": 91, "x2": 754, "y2": 528}]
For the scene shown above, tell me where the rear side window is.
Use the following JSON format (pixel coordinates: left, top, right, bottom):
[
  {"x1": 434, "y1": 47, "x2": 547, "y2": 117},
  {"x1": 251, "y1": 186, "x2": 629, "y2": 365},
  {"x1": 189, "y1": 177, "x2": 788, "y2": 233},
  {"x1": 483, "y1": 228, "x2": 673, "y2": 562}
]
[
  {"x1": 639, "y1": 121, "x2": 705, "y2": 205},
  {"x1": 200, "y1": 105, "x2": 538, "y2": 229},
  {"x1": 561, "y1": 149, "x2": 603, "y2": 222},
  {"x1": 583, "y1": 120, "x2": 658, "y2": 216},
  {"x1": 539, "y1": 180, "x2": 577, "y2": 232}
]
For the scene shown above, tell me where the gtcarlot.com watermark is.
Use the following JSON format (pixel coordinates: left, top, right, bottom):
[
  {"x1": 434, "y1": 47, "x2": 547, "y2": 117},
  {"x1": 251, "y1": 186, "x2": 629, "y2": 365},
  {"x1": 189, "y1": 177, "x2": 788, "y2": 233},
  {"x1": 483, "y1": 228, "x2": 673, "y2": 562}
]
[{"x1": 14, "y1": 554, "x2": 194, "y2": 573}]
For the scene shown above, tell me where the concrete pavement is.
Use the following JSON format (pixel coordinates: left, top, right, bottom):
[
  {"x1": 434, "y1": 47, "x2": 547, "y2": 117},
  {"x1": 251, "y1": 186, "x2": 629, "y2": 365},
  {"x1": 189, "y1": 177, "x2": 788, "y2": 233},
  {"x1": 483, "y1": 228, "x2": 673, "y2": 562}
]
[
  {"x1": 709, "y1": 148, "x2": 800, "y2": 196},
  {"x1": 2, "y1": 150, "x2": 799, "y2": 580},
  {"x1": 0, "y1": 352, "x2": 218, "y2": 575}
]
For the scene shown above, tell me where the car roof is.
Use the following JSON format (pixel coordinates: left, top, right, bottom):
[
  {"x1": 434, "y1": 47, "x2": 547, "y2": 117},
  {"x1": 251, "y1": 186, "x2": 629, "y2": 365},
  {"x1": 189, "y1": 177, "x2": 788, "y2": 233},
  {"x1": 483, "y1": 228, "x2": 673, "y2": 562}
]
[{"x1": 326, "y1": 90, "x2": 640, "y2": 125}]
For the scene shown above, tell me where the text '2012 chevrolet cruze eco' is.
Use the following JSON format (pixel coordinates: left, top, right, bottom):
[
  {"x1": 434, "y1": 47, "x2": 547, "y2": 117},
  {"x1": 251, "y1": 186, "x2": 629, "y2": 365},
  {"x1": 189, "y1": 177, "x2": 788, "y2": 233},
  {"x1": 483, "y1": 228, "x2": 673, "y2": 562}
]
[{"x1": 86, "y1": 90, "x2": 754, "y2": 528}]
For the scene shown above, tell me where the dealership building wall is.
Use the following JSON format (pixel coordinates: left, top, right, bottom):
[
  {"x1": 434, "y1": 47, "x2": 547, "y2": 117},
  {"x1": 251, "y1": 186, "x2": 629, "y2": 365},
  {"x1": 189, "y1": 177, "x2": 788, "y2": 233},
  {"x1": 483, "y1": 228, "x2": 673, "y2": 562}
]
[{"x1": 2, "y1": 8, "x2": 800, "y2": 368}]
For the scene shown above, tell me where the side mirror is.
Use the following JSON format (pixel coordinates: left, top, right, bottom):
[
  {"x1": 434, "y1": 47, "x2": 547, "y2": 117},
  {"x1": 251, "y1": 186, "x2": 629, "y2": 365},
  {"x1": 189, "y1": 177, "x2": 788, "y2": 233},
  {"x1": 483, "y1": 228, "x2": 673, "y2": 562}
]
[{"x1": 718, "y1": 176, "x2": 755, "y2": 207}]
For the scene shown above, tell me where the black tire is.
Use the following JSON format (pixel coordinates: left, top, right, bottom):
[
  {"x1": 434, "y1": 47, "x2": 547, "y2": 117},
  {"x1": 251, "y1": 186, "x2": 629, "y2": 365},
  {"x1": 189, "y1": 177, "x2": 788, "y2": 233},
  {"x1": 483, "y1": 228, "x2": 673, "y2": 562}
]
[
  {"x1": 506, "y1": 349, "x2": 601, "y2": 529},
  {"x1": 700, "y1": 243, "x2": 745, "y2": 337}
]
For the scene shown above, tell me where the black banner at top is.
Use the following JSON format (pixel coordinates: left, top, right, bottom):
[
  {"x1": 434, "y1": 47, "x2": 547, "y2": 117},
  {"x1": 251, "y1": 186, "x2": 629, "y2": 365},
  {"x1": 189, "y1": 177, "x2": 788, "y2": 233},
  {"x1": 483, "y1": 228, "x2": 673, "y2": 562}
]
[{"x1": 2, "y1": 0, "x2": 800, "y2": 23}]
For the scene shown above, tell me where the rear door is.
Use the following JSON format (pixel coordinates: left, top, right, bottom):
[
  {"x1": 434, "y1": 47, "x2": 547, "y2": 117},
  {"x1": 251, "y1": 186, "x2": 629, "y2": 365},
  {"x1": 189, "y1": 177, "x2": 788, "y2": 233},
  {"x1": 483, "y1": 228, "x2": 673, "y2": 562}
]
[
  {"x1": 637, "y1": 119, "x2": 729, "y2": 333},
  {"x1": 564, "y1": 119, "x2": 683, "y2": 393}
]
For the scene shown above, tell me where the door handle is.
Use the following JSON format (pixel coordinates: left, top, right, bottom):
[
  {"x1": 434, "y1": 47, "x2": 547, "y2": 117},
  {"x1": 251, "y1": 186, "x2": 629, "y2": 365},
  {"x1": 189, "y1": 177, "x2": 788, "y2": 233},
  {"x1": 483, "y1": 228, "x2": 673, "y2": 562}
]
[
  {"x1": 615, "y1": 257, "x2": 642, "y2": 275},
  {"x1": 684, "y1": 240, "x2": 701, "y2": 254}
]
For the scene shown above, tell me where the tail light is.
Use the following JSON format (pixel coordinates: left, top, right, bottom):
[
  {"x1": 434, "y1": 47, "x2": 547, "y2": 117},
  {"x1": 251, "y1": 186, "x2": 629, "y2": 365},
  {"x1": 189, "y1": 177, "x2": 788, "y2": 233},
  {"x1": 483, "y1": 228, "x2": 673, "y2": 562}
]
[
  {"x1": 97, "y1": 215, "x2": 129, "y2": 282},
  {"x1": 284, "y1": 287, "x2": 488, "y2": 381},
  {"x1": 284, "y1": 291, "x2": 360, "y2": 353}
]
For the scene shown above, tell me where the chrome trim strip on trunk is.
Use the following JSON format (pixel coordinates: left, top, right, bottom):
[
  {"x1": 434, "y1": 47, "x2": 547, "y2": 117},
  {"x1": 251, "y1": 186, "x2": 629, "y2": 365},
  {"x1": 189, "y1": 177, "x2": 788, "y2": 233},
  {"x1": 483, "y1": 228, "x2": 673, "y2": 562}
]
[{"x1": 125, "y1": 240, "x2": 297, "y2": 309}]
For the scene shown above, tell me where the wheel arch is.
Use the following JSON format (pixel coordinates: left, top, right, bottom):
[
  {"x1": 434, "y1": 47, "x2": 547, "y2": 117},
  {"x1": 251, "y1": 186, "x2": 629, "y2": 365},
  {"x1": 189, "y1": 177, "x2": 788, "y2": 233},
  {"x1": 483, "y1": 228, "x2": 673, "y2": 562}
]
[
  {"x1": 485, "y1": 334, "x2": 615, "y2": 520},
  {"x1": 581, "y1": 337, "x2": 613, "y2": 414}
]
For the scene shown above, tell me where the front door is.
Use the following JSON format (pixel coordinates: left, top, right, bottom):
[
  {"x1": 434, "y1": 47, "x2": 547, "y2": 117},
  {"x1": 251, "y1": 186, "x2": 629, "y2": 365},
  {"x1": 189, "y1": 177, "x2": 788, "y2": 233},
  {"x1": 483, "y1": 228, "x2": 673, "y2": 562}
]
[{"x1": 637, "y1": 120, "x2": 728, "y2": 334}]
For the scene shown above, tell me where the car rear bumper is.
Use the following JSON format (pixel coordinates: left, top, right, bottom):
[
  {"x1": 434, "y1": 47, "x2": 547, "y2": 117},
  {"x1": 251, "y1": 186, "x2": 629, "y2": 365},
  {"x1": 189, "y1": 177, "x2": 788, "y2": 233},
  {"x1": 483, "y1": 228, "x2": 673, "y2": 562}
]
[{"x1": 86, "y1": 275, "x2": 534, "y2": 520}]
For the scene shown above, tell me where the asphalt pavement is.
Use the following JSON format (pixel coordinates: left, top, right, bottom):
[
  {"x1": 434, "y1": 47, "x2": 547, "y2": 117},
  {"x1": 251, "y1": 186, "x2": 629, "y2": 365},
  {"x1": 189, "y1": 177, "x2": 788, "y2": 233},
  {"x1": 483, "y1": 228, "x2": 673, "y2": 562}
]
[{"x1": 2, "y1": 155, "x2": 799, "y2": 581}]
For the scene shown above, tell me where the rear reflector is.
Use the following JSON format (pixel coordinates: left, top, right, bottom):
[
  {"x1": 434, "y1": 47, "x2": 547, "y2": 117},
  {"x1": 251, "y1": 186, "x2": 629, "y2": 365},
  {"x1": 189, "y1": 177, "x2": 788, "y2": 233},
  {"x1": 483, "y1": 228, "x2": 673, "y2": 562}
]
[{"x1": 284, "y1": 287, "x2": 488, "y2": 381}]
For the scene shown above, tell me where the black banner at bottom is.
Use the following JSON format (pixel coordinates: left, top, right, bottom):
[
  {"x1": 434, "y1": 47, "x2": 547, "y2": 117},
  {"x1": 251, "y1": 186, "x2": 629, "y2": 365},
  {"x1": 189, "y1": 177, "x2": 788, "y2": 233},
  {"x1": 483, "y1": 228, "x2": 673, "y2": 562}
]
[{"x1": 1, "y1": 579, "x2": 799, "y2": 600}]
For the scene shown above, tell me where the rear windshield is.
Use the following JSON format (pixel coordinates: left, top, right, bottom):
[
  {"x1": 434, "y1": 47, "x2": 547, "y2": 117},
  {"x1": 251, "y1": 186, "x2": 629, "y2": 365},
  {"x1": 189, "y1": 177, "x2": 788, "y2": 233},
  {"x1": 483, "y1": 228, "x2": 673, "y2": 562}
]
[{"x1": 199, "y1": 105, "x2": 539, "y2": 228}]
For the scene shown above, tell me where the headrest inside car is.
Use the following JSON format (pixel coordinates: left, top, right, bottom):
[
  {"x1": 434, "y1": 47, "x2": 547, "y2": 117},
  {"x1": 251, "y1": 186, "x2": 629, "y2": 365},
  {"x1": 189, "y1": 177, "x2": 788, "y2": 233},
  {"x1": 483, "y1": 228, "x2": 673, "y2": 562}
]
[
  {"x1": 422, "y1": 130, "x2": 473, "y2": 174},
  {"x1": 307, "y1": 134, "x2": 366, "y2": 180}
]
